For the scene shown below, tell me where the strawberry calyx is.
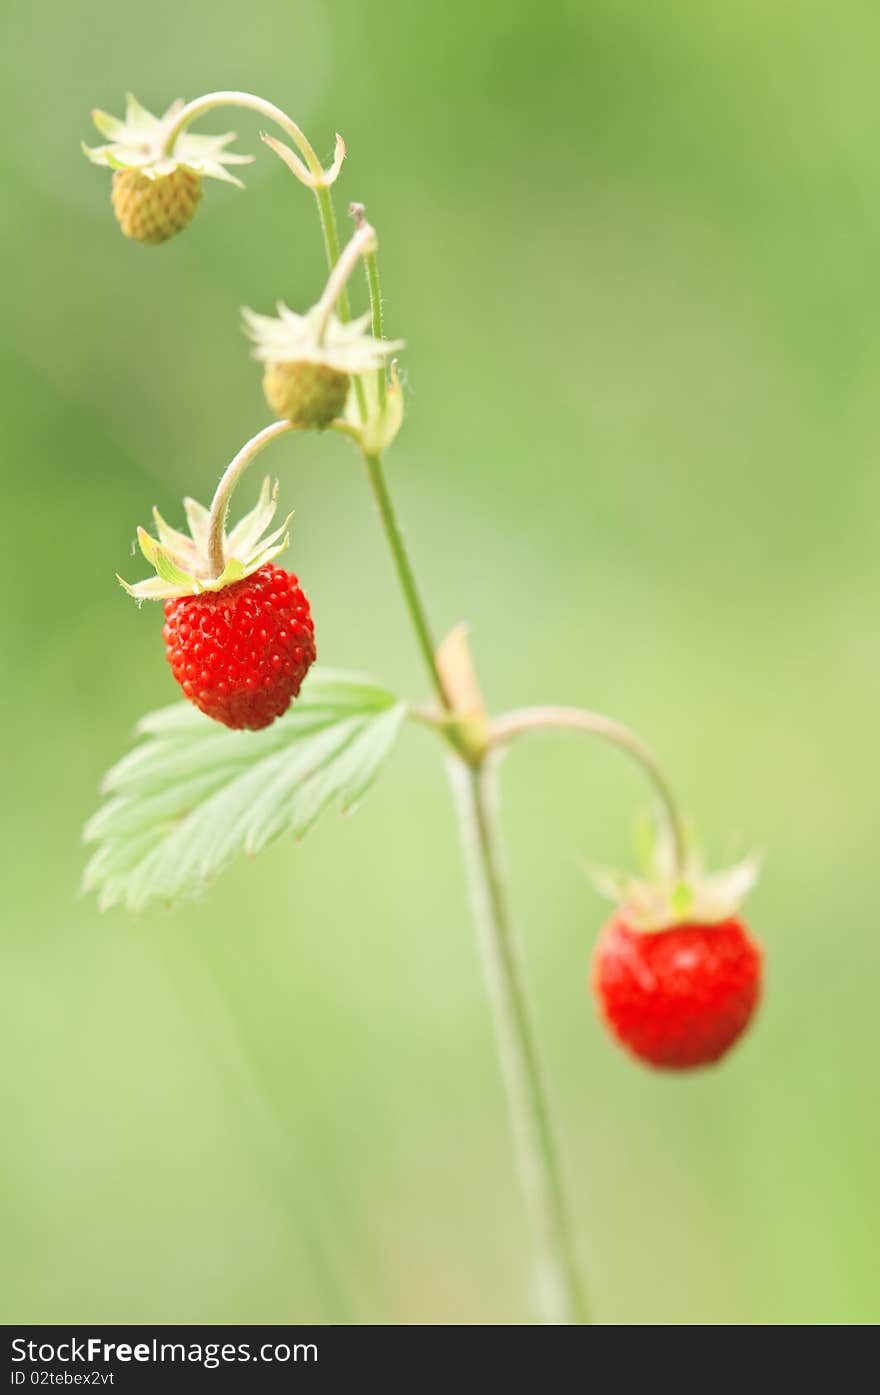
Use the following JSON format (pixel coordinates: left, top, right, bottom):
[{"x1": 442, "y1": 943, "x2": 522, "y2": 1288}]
[
  {"x1": 118, "y1": 475, "x2": 292, "y2": 602},
  {"x1": 243, "y1": 303, "x2": 403, "y2": 377},
  {"x1": 83, "y1": 94, "x2": 253, "y2": 187},
  {"x1": 588, "y1": 819, "x2": 759, "y2": 932}
]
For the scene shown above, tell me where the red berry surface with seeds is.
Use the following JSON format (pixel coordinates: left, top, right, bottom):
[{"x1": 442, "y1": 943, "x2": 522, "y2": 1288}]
[
  {"x1": 162, "y1": 564, "x2": 316, "y2": 730},
  {"x1": 593, "y1": 915, "x2": 762, "y2": 1070}
]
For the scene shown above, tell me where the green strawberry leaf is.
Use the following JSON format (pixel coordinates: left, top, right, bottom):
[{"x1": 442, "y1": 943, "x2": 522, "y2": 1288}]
[{"x1": 83, "y1": 668, "x2": 408, "y2": 912}]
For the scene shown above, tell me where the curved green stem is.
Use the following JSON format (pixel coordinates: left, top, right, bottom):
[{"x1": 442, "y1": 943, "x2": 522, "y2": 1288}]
[
  {"x1": 162, "y1": 92, "x2": 355, "y2": 324},
  {"x1": 163, "y1": 91, "x2": 325, "y2": 176},
  {"x1": 449, "y1": 758, "x2": 588, "y2": 1324},
  {"x1": 490, "y1": 706, "x2": 687, "y2": 876},
  {"x1": 206, "y1": 420, "x2": 298, "y2": 577}
]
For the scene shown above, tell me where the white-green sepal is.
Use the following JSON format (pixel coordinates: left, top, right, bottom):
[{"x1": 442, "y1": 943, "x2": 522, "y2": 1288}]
[
  {"x1": 586, "y1": 817, "x2": 759, "y2": 932},
  {"x1": 119, "y1": 475, "x2": 292, "y2": 601},
  {"x1": 83, "y1": 95, "x2": 253, "y2": 187},
  {"x1": 347, "y1": 361, "x2": 405, "y2": 452},
  {"x1": 242, "y1": 303, "x2": 403, "y2": 376}
]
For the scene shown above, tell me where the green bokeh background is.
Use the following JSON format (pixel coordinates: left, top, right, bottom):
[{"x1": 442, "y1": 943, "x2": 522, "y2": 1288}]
[{"x1": 2, "y1": 0, "x2": 878, "y2": 1325}]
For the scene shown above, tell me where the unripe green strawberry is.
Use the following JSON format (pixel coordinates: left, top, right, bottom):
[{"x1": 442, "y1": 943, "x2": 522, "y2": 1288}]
[
  {"x1": 263, "y1": 360, "x2": 350, "y2": 427},
  {"x1": 243, "y1": 303, "x2": 403, "y2": 431},
  {"x1": 111, "y1": 168, "x2": 202, "y2": 245},
  {"x1": 83, "y1": 95, "x2": 252, "y2": 243}
]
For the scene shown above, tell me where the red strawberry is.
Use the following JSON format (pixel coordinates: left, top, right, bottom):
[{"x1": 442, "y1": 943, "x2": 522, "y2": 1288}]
[
  {"x1": 592, "y1": 915, "x2": 762, "y2": 1070},
  {"x1": 162, "y1": 563, "x2": 316, "y2": 730}
]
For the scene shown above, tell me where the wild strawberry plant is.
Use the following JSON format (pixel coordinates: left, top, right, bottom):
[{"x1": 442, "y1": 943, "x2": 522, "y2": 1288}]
[{"x1": 81, "y1": 91, "x2": 763, "y2": 1325}]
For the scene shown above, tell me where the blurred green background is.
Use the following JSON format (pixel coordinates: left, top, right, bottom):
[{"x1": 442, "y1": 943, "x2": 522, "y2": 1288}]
[{"x1": 2, "y1": 0, "x2": 878, "y2": 1325}]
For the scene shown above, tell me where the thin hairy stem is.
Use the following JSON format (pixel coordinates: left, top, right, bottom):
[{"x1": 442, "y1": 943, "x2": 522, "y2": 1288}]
[
  {"x1": 490, "y1": 706, "x2": 687, "y2": 875},
  {"x1": 313, "y1": 222, "x2": 377, "y2": 343},
  {"x1": 361, "y1": 453, "x2": 449, "y2": 708},
  {"x1": 351, "y1": 202, "x2": 387, "y2": 410},
  {"x1": 206, "y1": 420, "x2": 297, "y2": 577},
  {"x1": 318, "y1": 195, "x2": 366, "y2": 417},
  {"x1": 340, "y1": 215, "x2": 439, "y2": 697},
  {"x1": 314, "y1": 185, "x2": 351, "y2": 321},
  {"x1": 449, "y1": 759, "x2": 588, "y2": 1324}
]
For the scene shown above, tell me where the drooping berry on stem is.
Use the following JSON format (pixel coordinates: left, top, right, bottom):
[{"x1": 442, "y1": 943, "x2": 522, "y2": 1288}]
[
  {"x1": 82, "y1": 94, "x2": 252, "y2": 245},
  {"x1": 119, "y1": 472, "x2": 314, "y2": 730},
  {"x1": 162, "y1": 563, "x2": 316, "y2": 730},
  {"x1": 242, "y1": 299, "x2": 402, "y2": 430},
  {"x1": 111, "y1": 167, "x2": 202, "y2": 244},
  {"x1": 593, "y1": 915, "x2": 762, "y2": 1070}
]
